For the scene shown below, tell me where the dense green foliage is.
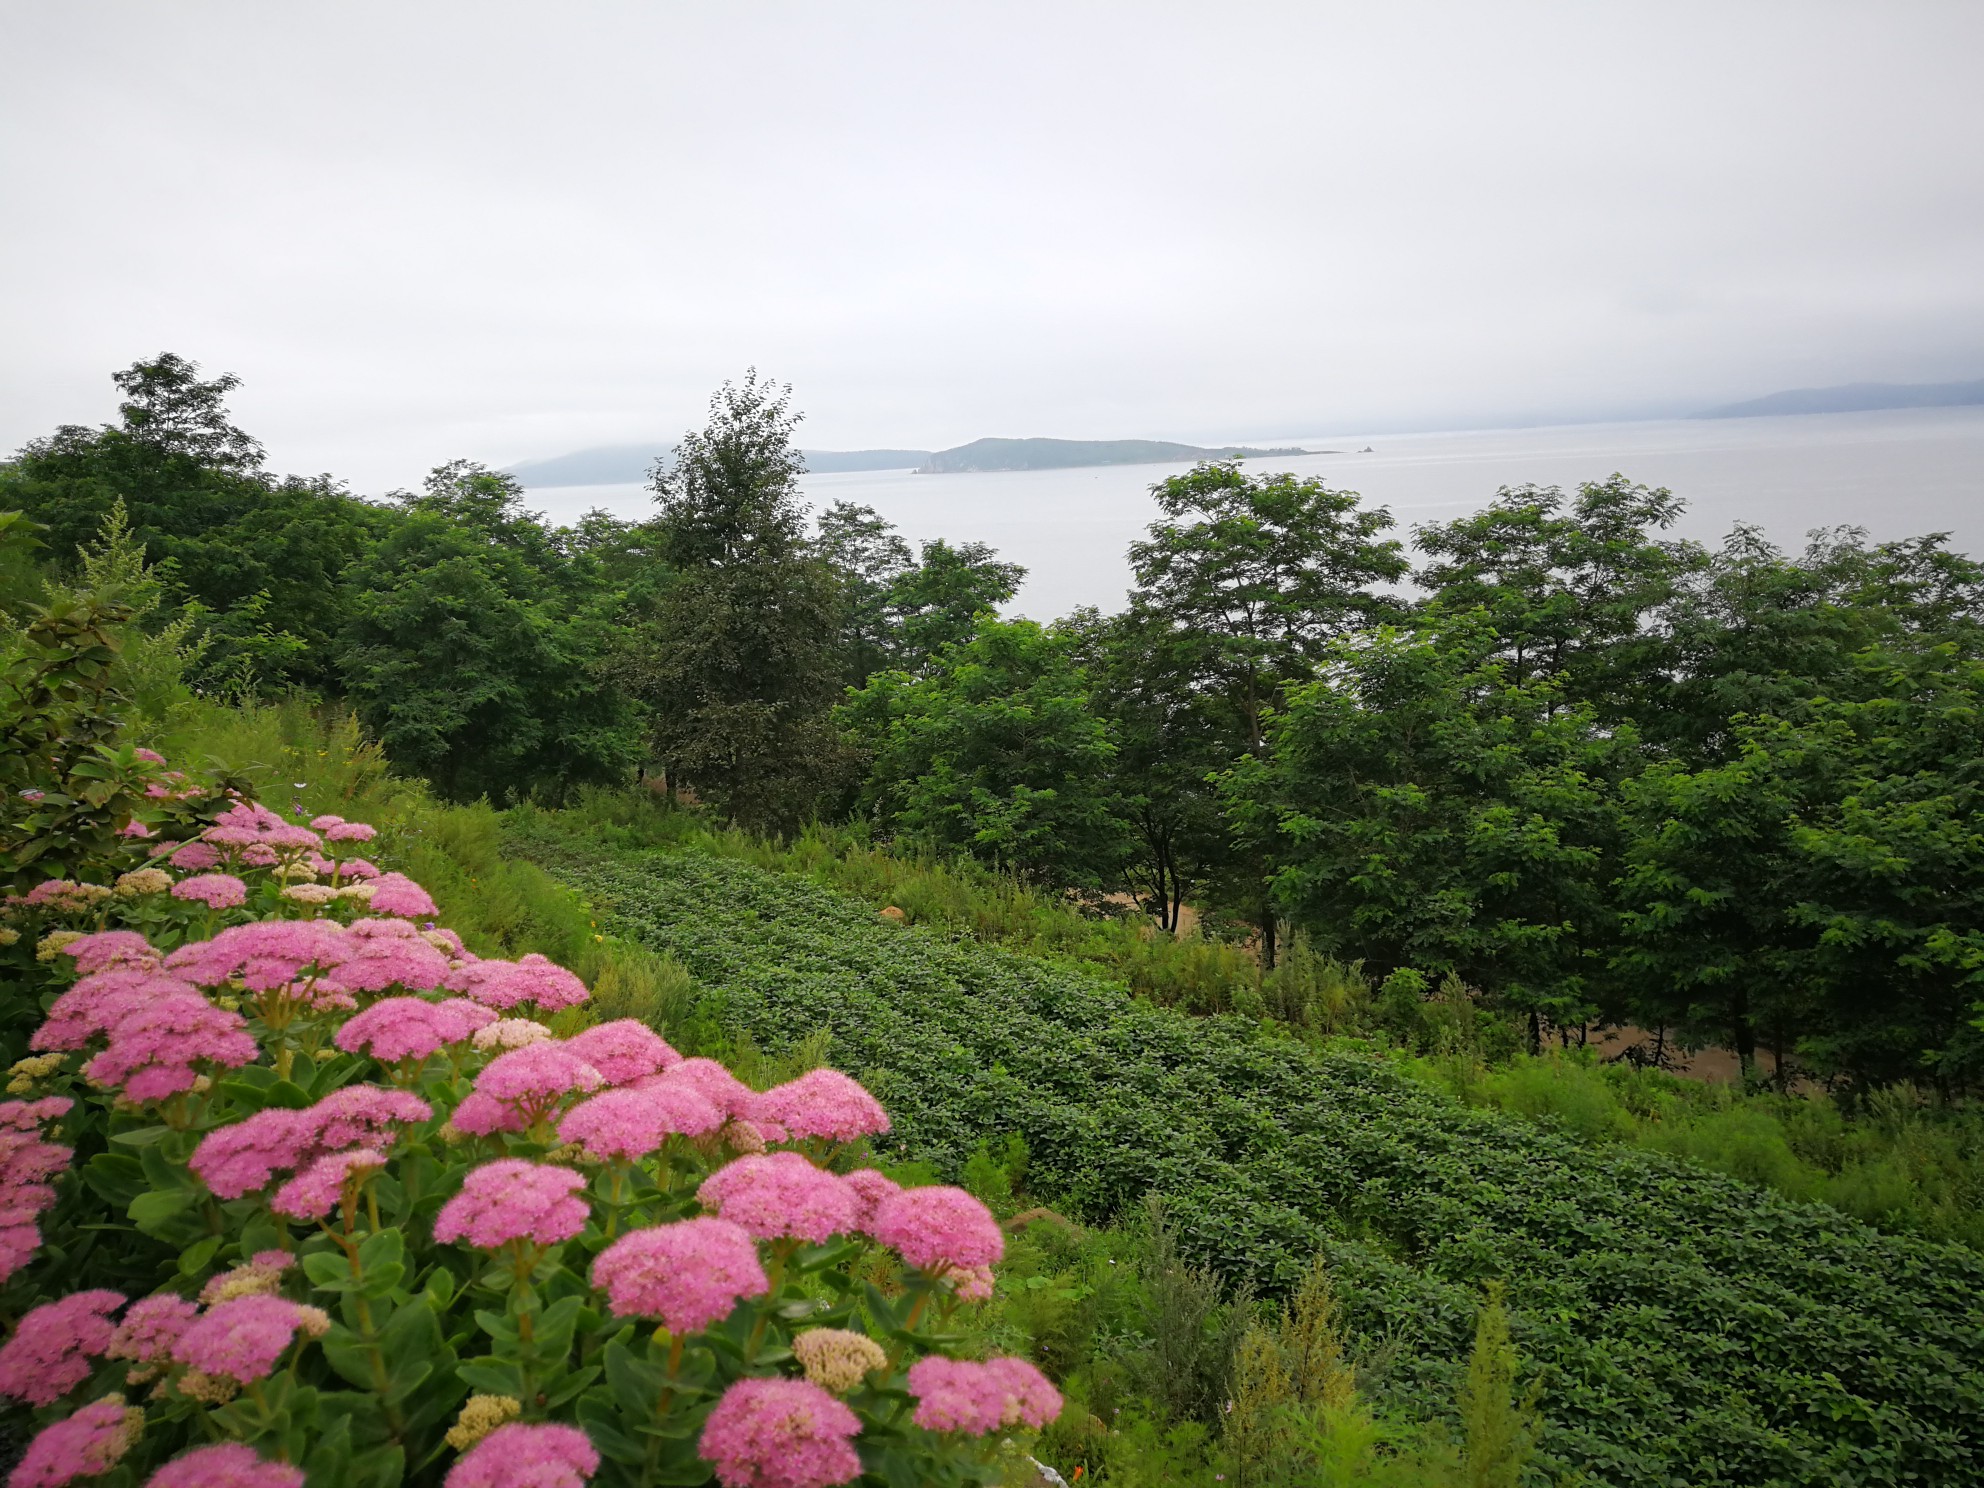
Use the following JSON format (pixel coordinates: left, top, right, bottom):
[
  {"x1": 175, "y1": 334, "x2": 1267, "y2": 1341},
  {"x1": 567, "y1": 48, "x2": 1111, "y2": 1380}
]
[{"x1": 514, "y1": 819, "x2": 1984, "y2": 1488}]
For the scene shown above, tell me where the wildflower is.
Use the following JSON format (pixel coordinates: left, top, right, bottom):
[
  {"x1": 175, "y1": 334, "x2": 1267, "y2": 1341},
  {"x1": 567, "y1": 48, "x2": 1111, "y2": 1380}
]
[
  {"x1": 11, "y1": 1395, "x2": 145, "y2": 1487},
  {"x1": 445, "y1": 1394, "x2": 523, "y2": 1451},
  {"x1": 172, "y1": 1369, "x2": 239, "y2": 1405},
  {"x1": 433, "y1": 1160, "x2": 590, "y2": 1249},
  {"x1": 142, "y1": 1443, "x2": 303, "y2": 1488},
  {"x1": 171, "y1": 1295, "x2": 319, "y2": 1384},
  {"x1": 871, "y1": 1186, "x2": 1004, "y2": 1273},
  {"x1": 198, "y1": 1254, "x2": 292, "y2": 1306},
  {"x1": 191, "y1": 1087, "x2": 428, "y2": 1199},
  {"x1": 906, "y1": 1355, "x2": 1061, "y2": 1434},
  {"x1": 470, "y1": 1018, "x2": 552, "y2": 1053},
  {"x1": 36, "y1": 932, "x2": 84, "y2": 963},
  {"x1": 166, "y1": 841, "x2": 223, "y2": 872},
  {"x1": 120, "y1": 818, "x2": 156, "y2": 838},
  {"x1": 25, "y1": 882, "x2": 111, "y2": 915},
  {"x1": 367, "y1": 872, "x2": 437, "y2": 919},
  {"x1": 0, "y1": 928, "x2": 16, "y2": 947},
  {"x1": 445, "y1": 1422, "x2": 598, "y2": 1488},
  {"x1": 82, "y1": 992, "x2": 257, "y2": 1101},
  {"x1": 422, "y1": 926, "x2": 468, "y2": 957},
  {"x1": 454, "y1": 1043, "x2": 602, "y2": 1133},
  {"x1": 57, "y1": 931, "x2": 158, "y2": 975},
  {"x1": 792, "y1": 1328, "x2": 888, "y2": 1394},
  {"x1": 308, "y1": 1085, "x2": 433, "y2": 1148},
  {"x1": 944, "y1": 1264, "x2": 996, "y2": 1302},
  {"x1": 840, "y1": 1169, "x2": 901, "y2": 1232},
  {"x1": 332, "y1": 936, "x2": 453, "y2": 994},
  {"x1": 133, "y1": 748, "x2": 166, "y2": 764},
  {"x1": 449, "y1": 953, "x2": 588, "y2": 1013},
  {"x1": 752, "y1": 1068, "x2": 889, "y2": 1143},
  {"x1": 0, "y1": 1290, "x2": 123, "y2": 1406},
  {"x1": 652, "y1": 1057, "x2": 756, "y2": 1119},
  {"x1": 107, "y1": 1294, "x2": 199, "y2": 1375},
  {"x1": 697, "y1": 1152, "x2": 858, "y2": 1244},
  {"x1": 6, "y1": 1053, "x2": 67, "y2": 1095},
  {"x1": 280, "y1": 884, "x2": 337, "y2": 908},
  {"x1": 113, "y1": 868, "x2": 173, "y2": 898},
  {"x1": 560, "y1": 1084, "x2": 723, "y2": 1161},
  {"x1": 166, "y1": 920, "x2": 346, "y2": 992},
  {"x1": 720, "y1": 1119, "x2": 768, "y2": 1155},
  {"x1": 325, "y1": 821, "x2": 377, "y2": 844},
  {"x1": 698, "y1": 1377, "x2": 862, "y2": 1488},
  {"x1": 271, "y1": 1148, "x2": 388, "y2": 1221},
  {"x1": 170, "y1": 874, "x2": 248, "y2": 910},
  {"x1": 33, "y1": 970, "x2": 192, "y2": 1053},
  {"x1": 562, "y1": 1020, "x2": 680, "y2": 1085},
  {"x1": 591, "y1": 1218, "x2": 767, "y2": 1330},
  {"x1": 337, "y1": 997, "x2": 474, "y2": 1063},
  {"x1": 337, "y1": 883, "x2": 375, "y2": 903},
  {"x1": 340, "y1": 858, "x2": 381, "y2": 880}
]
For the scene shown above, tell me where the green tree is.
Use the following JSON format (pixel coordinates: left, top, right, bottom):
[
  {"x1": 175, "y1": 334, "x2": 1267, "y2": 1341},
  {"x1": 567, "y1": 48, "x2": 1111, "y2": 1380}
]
[
  {"x1": 1126, "y1": 461, "x2": 1409, "y2": 963},
  {"x1": 816, "y1": 500, "x2": 913, "y2": 687},
  {"x1": 1413, "y1": 475, "x2": 1704, "y2": 721},
  {"x1": 1227, "y1": 618, "x2": 1631, "y2": 1045},
  {"x1": 840, "y1": 616, "x2": 1124, "y2": 887},
  {"x1": 625, "y1": 373, "x2": 843, "y2": 829},
  {"x1": 885, "y1": 537, "x2": 1026, "y2": 672}
]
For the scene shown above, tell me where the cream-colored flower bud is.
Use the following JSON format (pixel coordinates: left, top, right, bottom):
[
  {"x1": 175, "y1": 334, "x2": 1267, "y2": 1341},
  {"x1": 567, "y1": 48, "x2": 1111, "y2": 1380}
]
[
  {"x1": 36, "y1": 930, "x2": 83, "y2": 962},
  {"x1": 793, "y1": 1329, "x2": 888, "y2": 1394},
  {"x1": 446, "y1": 1393, "x2": 523, "y2": 1450}
]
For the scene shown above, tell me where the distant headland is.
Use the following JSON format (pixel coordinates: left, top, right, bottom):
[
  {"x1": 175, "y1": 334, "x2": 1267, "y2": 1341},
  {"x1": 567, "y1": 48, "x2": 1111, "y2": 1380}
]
[
  {"x1": 508, "y1": 436, "x2": 1316, "y2": 487},
  {"x1": 1696, "y1": 378, "x2": 1984, "y2": 419}
]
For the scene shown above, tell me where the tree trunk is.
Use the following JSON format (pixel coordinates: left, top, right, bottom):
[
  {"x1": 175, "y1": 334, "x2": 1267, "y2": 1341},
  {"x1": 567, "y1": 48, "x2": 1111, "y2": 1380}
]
[
  {"x1": 1260, "y1": 908, "x2": 1277, "y2": 971},
  {"x1": 1731, "y1": 986, "x2": 1756, "y2": 1078},
  {"x1": 1527, "y1": 1008, "x2": 1542, "y2": 1056}
]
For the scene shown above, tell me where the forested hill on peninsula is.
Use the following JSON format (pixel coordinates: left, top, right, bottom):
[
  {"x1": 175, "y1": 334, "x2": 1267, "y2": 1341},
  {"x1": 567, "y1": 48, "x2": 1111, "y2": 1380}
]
[{"x1": 507, "y1": 435, "x2": 1313, "y2": 486}]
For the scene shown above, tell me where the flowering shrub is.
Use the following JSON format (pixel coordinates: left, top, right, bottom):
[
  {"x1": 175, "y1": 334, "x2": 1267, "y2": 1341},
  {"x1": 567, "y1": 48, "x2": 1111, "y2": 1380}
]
[{"x1": 0, "y1": 771, "x2": 1060, "y2": 1487}]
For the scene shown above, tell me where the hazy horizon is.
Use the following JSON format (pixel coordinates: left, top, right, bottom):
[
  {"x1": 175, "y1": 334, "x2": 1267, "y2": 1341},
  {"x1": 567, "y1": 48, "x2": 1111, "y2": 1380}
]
[{"x1": 4, "y1": 3, "x2": 1984, "y2": 493}]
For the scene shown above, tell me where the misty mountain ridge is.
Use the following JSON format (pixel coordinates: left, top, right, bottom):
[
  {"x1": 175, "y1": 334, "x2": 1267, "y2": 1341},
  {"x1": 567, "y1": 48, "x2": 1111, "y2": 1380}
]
[
  {"x1": 1698, "y1": 378, "x2": 1984, "y2": 419},
  {"x1": 508, "y1": 436, "x2": 1313, "y2": 487}
]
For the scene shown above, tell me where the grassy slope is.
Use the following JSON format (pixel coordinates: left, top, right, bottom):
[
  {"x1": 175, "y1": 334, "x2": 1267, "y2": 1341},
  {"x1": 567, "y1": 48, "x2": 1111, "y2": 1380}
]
[{"x1": 511, "y1": 818, "x2": 1984, "y2": 1488}]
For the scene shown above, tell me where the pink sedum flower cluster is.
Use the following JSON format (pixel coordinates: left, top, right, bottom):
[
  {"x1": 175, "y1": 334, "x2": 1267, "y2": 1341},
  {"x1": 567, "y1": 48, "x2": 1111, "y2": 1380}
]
[
  {"x1": 11, "y1": 1394, "x2": 143, "y2": 1488},
  {"x1": 448, "y1": 953, "x2": 588, "y2": 1012},
  {"x1": 171, "y1": 1294, "x2": 324, "y2": 1384},
  {"x1": 0, "y1": 1290, "x2": 123, "y2": 1406},
  {"x1": 144, "y1": 1443, "x2": 304, "y2": 1488},
  {"x1": 751, "y1": 1068, "x2": 889, "y2": 1144},
  {"x1": 698, "y1": 1152, "x2": 858, "y2": 1244},
  {"x1": 57, "y1": 930, "x2": 158, "y2": 975},
  {"x1": 0, "y1": 1099, "x2": 73, "y2": 1282},
  {"x1": 906, "y1": 1354, "x2": 1062, "y2": 1433},
  {"x1": 445, "y1": 1423, "x2": 598, "y2": 1488},
  {"x1": 871, "y1": 1185, "x2": 1004, "y2": 1273},
  {"x1": 563, "y1": 1019, "x2": 680, "y2": 1084},
  {"x1": 558, "y1": 1084, "x2": 723, "y2": 1162},
  {"x1": 171, "y1": 873, "x2": 248, "y2": 910},
  {"x1": 434, "y1": 1160, "x2": 589, "y2": 1249},
  {"x1": 336, "y1": 996, "x2": 491, "y2": 1063},
  {"x1": 591, "y1": 1218, "x2": 768, "y2": 1331},
  {"x1": 699, "y1": 1377, "x2": 862, "y2": 1488},
  {"x1": 367, "y1": 872, "x2": 438, "y2": 919},
  {"x1": 453, "y1": 1042, "x2": 602, "y2": 1134},
  {"x1": 190, "y1": 1086, "x2": 430, "y2": 1199}
]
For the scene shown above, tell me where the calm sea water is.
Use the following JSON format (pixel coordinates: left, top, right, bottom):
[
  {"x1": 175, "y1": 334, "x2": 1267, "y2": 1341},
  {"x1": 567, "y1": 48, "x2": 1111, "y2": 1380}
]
[{"x1": 529, "y1": 406, "x2": 1984, "y2": 619}]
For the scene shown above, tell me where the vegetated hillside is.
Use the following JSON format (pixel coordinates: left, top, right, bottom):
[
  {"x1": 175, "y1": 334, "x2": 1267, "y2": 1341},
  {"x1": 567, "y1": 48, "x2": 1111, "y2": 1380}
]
[
  {"x1": 504, "y1": 444, "x2": 930, "y2": 486},
  {"x1": 1696, "y1": 378, "x2": 1984, "y2": 418},
  {"x1": 916, "y1": 437, "x2": 1312, "y2": 472},
  {"x1": 517, "y1": 827, "x2": 1984, "y2": 1488}
]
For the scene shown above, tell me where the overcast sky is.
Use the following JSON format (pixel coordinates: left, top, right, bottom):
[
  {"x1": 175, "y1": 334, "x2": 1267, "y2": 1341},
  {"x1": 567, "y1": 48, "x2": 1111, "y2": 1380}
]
[{"x1": 3, "y1": 2, "x2": 1981, "y2": 493}]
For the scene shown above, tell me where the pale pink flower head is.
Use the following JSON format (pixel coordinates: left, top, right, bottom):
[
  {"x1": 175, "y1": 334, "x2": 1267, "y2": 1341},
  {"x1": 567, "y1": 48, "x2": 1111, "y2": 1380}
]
[
  {"x1": 145, "y1": 1443, "x2": 304, "y2": 1488},
  {"x1": 591, "y1": 1217, "x2": 767, "y2": 1331},
  {"x1": 465, "y1": 1043, "x2": 603, "y2": 1129},
  {"x1": 368, "y1": 872, "x2": 437, "y2": 919},
  {"x1": 309, "y1": 815, "x2": 345, "y2": 832},
  {"x1": 168, "y1": 840, "x2": 223, "y2": 872},
  {"x1": 698, "y1": 1377, "x2": 861, "y2": 1488},
  {"x1": 166, "y1": 920, "x2": 346, "y2": 992},
  {"x1": 0, "y1": 1290, "x2": 123, "y2": 1405},
  {"x1": 170, "y1": 873, "x2": 248, "y2": 910},
  {"x1": 239, "y1": 844, "x2": 280, "y2": 868},
  {"x1": 339, "y1": 858, "x2": 381, "y2": 881},
  {"x1": 190, "y1": 1107, "x2": 313, "y2": 1199},
  {"x1": 172, "y1": 1294, "x2": 319, "y2": 1383},
  {"x1": 752, "y1": 1069, "x2": 889, "y2": 1144},
  {"x1": 433, "y1": 1159, "x2": 589, "y2": 1250},
  {"x1": 262, "y1": 823, "x2": 321, "y2": 854},
  {"x1": 120, "y1": 817, "x2": 157, "y2": 838},
  {"x1": 840, "y1": 1169, "x2": 902, "y2": 1233},
  {"x1": 945, "y1": 1264, "x2": 996, "y2": 1303},
  {"x1": 697, "y1": 1152, "x2": 857, "y2": 1244},
  {"x1": 436, "y1": 998, "x2": 499, "y2": 1038},
  {"x1": 12, "y1": 1395, "x2": 143, "y2": 1487},
  {"x1": 471, "y1": 1018, "x2": 552, "y2": 1054},
  {"x1": 83, "y1": 993, "x2": 258, "y2": 1101},
  {"x1": 307, "y1": 1084, "x2": 433, "y2": 1149},
  {"x1": 563, "y1": 1020, "x2": 680, "y2": 1085},
  {"x1": 325, "y1": 821, "x2": 377, "y2": 845},
  {"x1": 345, "y1": 916, "x2": 420, "y2": 941},
  {"x1": 271, "y1": 1147, "x2": 388, "y2": 1221},
  {"x1": 558, "y1": 1084, "x2": 723, "y2": 1162},
  {"x1": 445, "y1": 1423, "x2": 598, "y2": 1488},
  {"x1": 449, "y1": 953, "x2": 588, "y2": 1013},
  {"x1": 333, "y1": 936, "x2": 452, "y2": 994},
  {"x1": 58, "y1": 930, "x2": 158, "y2": 975},
  {"x1": 906, "y1": 1355, "x2": 1061, "y2": 1433},
  {"x1": 31, "y1": 970, "x2": 181, "y2": 1053},
  {"x1": 336, "y1": 997, "x2": 465, "y2": 1063},
  {"x1": 107, "y1": 1292, "x2": 200, "y2": 1367},
  {"x1": 653, "y1": 1057, "x2": 756, "y2": 1119},
  {"x1": 870, "y1": 1186, "x2": 1003, "y2": 1273},
  {"x1": 133, "y1": 747, "x2": 166, "y2": 765}
]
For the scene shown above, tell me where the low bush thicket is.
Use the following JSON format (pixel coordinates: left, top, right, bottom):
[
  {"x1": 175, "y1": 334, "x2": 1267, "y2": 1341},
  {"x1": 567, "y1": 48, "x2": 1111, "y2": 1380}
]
[{"x1": 514, "y1": 825, "x2": 1984, "y2": 1488}]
